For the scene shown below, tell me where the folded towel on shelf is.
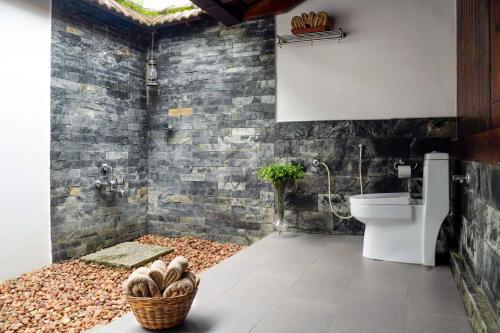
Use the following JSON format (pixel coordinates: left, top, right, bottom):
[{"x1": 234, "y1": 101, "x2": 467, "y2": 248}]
[
  {"x1": 163, "y1": 261, "x2": 183, "y2": 289},
  {"x1": 162, "y1": 277, "x2": 194, "y2": 297},
  {"x1": 148, "y1": 260, "x2": 167, "y2": 290},
  {"x1": 123, "y1": 267, "x2": 161, "y2": 298}
]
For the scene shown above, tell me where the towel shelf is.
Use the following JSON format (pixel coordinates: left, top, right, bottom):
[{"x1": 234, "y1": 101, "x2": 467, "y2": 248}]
[{"x1": 276, "y1": 29, "x2": 346, "y2": 47}]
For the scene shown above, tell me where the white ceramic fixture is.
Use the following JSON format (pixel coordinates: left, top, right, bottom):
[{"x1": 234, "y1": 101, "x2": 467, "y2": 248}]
[{"x1": 349, "y1": 152, "x2": 449, "y2": 266}]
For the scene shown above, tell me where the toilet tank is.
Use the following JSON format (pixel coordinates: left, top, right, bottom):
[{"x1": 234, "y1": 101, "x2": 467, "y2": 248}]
[{"x1": 422, "y1": 152, "x2": 449, "y2": 207}]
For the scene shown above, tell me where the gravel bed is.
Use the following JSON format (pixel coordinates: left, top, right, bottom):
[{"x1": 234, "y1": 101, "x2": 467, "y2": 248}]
[{"x1": 0, "y1": 236, "x2": 244, "y2": 333}]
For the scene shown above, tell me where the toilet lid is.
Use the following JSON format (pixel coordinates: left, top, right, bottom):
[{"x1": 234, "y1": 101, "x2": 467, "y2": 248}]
[{"x1": 349, "y1": 192, "x2": 411, "y2": 205}]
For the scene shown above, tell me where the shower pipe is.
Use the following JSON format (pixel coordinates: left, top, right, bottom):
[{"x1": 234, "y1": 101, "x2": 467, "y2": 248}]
[{"x1": 312, "y1": 144, "x2": 363, "y2": 220}]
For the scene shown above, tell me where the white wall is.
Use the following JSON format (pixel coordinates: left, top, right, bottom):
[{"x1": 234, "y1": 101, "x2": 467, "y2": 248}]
[
  {"x1": 276, "y1": 0, "x2": 456, "y2": 122},
  {"x1": 0, "y1": 0, "x2": 52, "y2": 280}
]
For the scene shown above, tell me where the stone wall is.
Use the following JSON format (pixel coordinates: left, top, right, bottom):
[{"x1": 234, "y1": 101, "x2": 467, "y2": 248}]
[
  {"x1": 456, "y1": 160, "x2": 500, "y2": 318},
  {"x1": 275, "y1": 118, "x2": 457, "y2": 234},
  {"x1": 50, "y1": 0, "x2": 149, "y2": 261},
  {"x1": 146, "y1": 17, "x2": 276, "y2": 244},
  {"x1": 50, "y1": 1, "x2": 462, "y2": 256}
]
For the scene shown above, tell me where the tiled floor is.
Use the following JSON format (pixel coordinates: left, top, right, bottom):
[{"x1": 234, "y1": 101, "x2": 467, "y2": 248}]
[{"x1": 90, "y1": 233, "x2": 472, "y2": 333}]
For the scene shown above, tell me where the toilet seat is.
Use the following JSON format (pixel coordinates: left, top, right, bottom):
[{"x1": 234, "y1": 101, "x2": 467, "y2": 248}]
[{"x1": 350, "y1": 192, "x2": 411, "y2": 205}]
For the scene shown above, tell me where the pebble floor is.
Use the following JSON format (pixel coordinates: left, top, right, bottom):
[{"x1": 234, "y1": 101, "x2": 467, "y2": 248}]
[{"x1": 0, "y1": 235, "x2": 243, "y2": 333}]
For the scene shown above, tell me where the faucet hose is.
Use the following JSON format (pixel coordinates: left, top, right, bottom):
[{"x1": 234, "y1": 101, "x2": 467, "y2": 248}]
[{"x1": 319, "y1": 144, "x2": 363, "y2": 220}]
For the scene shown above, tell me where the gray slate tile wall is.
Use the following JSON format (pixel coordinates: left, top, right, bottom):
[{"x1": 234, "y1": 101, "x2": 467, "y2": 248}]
[
  {"x1": 146, "y1": 17, "x2": 277, "y2": 244},
  {"x1": 50, "y1": 1, "x2": 462, "y2": 258},
  {"x1": 456, "y1": 160, "x2": 500, "y2": 317},
  {"x1": 50, "y1": 0, "x2": 149, "y2": 261},
  {"x1": 275, "y1": 118, "x2": 457, "y2": 234}
]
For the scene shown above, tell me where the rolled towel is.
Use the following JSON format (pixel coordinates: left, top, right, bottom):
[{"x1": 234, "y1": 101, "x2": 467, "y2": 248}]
[
  {"x1": 182, "y1": 271, "x2": 197, "y2": 287},
  {"x1": 131, "y1": 282, "x2": 150, "y2": 297},
  {"x1": 122, "y1": 267, "x2": 149, "y2": 294},
  {"x1": 127, "y1": 274, "x2": 161, "y2": 297},
  {"x1": 163, "y1": 261, "x2": 183, "y2": 289},
  {"x1": 162, "y1": 277, "x2": 194, "y2": 297},
  {"x1": 123, "y1": 267, "x2": 161, "y2": 298},
  {"x1": 172, "y1": 256, "x2": 189, "y2": 271},
  {"x1": 133, "y1": 267, "x2": 150, "y2": 275},
  {"x1": 148, "y1": 260, "x2": 167, "y2": 290}
]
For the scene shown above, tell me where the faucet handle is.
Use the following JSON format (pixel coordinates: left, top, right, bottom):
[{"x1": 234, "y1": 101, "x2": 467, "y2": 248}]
[
  {"x1": 452, "y1": 174, "x2": 470, "y2": 184},
  {"x1": 100, "y1": 164, "x2": 113, "y2": 176}
]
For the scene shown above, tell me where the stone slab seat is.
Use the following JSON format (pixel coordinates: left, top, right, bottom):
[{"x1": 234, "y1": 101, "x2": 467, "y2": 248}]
[{"x1": 80, "y1": 242, "x2": 173, "y2": 268}]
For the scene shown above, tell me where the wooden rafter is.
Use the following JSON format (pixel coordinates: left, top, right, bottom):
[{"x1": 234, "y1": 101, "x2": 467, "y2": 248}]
[
  {"x1": 190, "y1": 0, "x2": 241, "y2": 26},
  {"x1": 192, "y1": 0, "x2": 305, "y2": 26},
  {"x1": 244, "y1": 0, "x2": 305, "y2": 21}
]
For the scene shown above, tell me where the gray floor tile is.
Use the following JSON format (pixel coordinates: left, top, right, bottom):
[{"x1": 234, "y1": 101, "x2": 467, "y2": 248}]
[
  {"x1": 250, "y1": 298, "x2": 339, "y2": 333},
  {"x1": 406, "y1": 263, "x2": 453, "y2": 277},
  {"x1": 349, "y1": 273, "x2": 407, "y2": 294},
  {"x1": 358, "y1": 259, "x2": 411, "y2": 279},
  {"x1": 407, "y1": 312, "x2": 472, "y2": 333},
  {"x1": 195, "y1": 269, "x2": 243, "y2": 304},
  {"x1": 286, "y1": 271, "x2": 351, "y2": 304},
  {"x1": 407, "y1": 293, "x2": 468, "y2": 318},
  {"x1": 216, "y1": 275, "x2": 296, "y2": 306},
  {"x1": 346, "y1": 286, "x2": 407, "y2": 306},
  {"x1": 314, "y1": 253, "x2": 366, "y2": 270},
  {"x1": 306, "y1": 261, "x2": 359, "y2": 280},
  {"x1": 188, "y1": 298, "x2": 266, "y2": 333},
  {"x1": 251, "y1": 252, "x2": 315, "y2": 279},
  {"x1": 407, "y1": 276, "x2": 463, "y2": 304},
  {"x1": 320, "y1": 236, "x2": 364, "y2": 254},
  {"x1": 330, "y1": 300, "x2": 407, "y2": 333},
  {"x1": 90, "y1": 232, "x2": 471, "y2": 333}
]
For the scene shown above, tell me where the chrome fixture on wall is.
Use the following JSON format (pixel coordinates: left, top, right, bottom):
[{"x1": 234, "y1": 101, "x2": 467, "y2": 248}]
[
  {"x1": 163, "y1": 122, "x2": 174, "y2": 134},
  {"x1": 95, "y1": 163, "x2": 125, "y2": 196},
  {"x1": 111, "y1": 47, "x2": 132, "y2": 63},
  {"x1": 146, "y1": 31, "x2": 159, "y2": 87},
  {"x1": 393, "y1": 159, "x2": 418, "y2": 171},
  {"x1": 312, "y1": 144, "x2": 364, "y2": 219},
  {"x1": 452, "y1": 174, "x2": 470, "y2": 184},
  {"x1": 99, "y1": 47, "x2": 132, "y2": 63}
]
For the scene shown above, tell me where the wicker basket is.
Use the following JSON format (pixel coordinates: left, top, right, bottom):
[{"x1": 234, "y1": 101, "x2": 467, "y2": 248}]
[{"x1": 127, "y1": 288, "x2": 198, "y2": 330}]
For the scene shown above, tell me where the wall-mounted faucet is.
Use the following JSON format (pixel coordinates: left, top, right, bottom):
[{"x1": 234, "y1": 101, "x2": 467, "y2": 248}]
[
  {"x1": 95, "y1": 179, "x2": 125, "y2": 196},
  {"x1": 163, "y1": 123, "x2": 174, "y2": 135},
  {"x1": 452, "y1": 174, "x2": 470, "y2": 184},
  {"x1": 311, "y1": 144, "x2": 365, "y2": 220},
  {"x1": 95, "y1": 163, "x2": 125, "y2": 196}
]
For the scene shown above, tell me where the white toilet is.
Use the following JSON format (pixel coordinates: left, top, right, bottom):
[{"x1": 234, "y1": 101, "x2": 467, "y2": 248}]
[{"x1": 349, "y1": 152, "x2": 449, "y2": 266}]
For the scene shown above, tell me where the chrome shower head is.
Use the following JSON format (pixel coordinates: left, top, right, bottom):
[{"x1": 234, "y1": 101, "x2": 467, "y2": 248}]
[{"x1": 312, "y1": 159, "x2": 321, "y2": 167}]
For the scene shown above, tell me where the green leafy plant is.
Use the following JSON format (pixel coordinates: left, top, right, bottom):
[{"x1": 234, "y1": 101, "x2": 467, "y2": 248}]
[
  {"x1": 258, "y1": 163, "x2": 305, "y2": 184},
  {"x1": 115, "y1": 0, "x2": 196, "y2": 17},
  {"x1": 258, "y1": 163, "x2": 304, "y2": 229}
]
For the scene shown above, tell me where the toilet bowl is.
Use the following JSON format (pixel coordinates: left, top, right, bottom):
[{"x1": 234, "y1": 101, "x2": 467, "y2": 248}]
[{"x1": 349, "y1": 152, "x2": 449, "y2": 266}]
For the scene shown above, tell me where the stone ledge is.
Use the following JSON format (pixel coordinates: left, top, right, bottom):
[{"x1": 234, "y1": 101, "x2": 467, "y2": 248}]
[
  {"x1": 450, "y1": 251, "x2": 500, "y2": 333},
  {"x1": 80, "y1": 242, "x2": 173, "y2": 268}
]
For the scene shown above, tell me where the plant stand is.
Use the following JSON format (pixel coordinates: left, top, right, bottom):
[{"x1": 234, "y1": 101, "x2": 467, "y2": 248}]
[{"x1": 273, "y1": 181, "x2": 287, "y2": 235}]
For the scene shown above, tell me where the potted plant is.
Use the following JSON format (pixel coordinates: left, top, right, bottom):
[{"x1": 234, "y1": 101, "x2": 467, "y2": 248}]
[{"x1": 258, "y1": 163, "x2": 305, "y2": 231}]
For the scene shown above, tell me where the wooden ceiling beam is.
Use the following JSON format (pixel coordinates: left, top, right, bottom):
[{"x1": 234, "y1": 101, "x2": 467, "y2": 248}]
[
  {"x1": 190, "y1": 0, "x2": 241, "y2": 26},
  {"x1": 244, "y1": 0, "x2": 305, "y2": 21},
  {"x1": 220, "y1": 0, "x2": 246, "y2": 14},
  {"x1": 193, "y1": 0, "x2": 304, "y2": 26}
]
